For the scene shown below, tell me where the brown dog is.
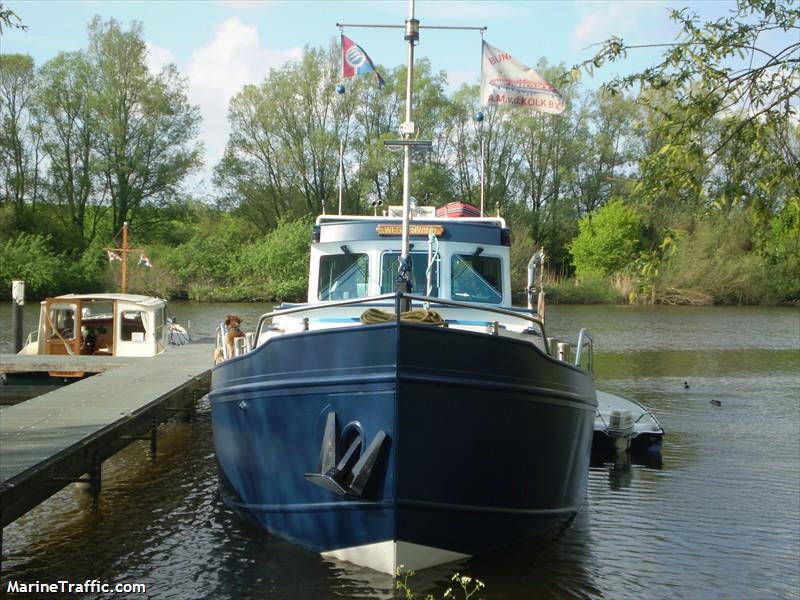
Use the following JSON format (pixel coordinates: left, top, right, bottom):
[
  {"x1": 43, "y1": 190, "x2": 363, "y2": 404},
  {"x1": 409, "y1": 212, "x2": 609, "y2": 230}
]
[{"x1": 224, "y1": 314, "x2": 245, "y2": 357}]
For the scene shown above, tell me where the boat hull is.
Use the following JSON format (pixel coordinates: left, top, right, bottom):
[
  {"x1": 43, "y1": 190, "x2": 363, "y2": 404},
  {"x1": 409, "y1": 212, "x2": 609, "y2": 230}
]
[
  {"x1": 210, "y1": 322, "x2": 596, "y2": 572},
  {"x1": 592, "y1": 429, "x2": 664, "y2": 456}
]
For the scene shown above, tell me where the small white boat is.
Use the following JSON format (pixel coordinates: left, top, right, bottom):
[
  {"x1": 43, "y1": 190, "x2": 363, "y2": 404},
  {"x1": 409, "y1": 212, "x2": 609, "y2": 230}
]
[
  {"x1": 15, "y1": 293, "x2": 188, "y2": 379},
  {"x1": 594, "y1": 390, "x2": 664, "y2": 457}
]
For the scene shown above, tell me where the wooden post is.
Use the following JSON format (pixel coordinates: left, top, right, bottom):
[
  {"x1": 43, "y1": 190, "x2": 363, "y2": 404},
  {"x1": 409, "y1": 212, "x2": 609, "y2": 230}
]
[
  {"x1": 11, "y1": 280, "x2": 24, "y2": 352},
  {"x1": 121, "y1": 222, "x2": 128, "y2": 294}
]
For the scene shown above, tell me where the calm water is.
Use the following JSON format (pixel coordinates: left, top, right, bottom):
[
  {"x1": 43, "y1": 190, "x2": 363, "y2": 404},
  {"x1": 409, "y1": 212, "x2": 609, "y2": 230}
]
[{"x1": 1, "y1": 302, "x2": 799, "y2": 599}]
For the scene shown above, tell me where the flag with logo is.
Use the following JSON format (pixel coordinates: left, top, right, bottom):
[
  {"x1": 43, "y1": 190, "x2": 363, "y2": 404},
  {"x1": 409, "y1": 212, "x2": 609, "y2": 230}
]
[
  {"x1": 341, "y1": 34, "x2": 385, "y2": 88},
  {"x1": 107, "y1": 250, "x2": 122, "y2": 262},
  {"x1": 138, "y1": 253, "x2": 153, "y2": 268},
  {"x1": 480, "y1": 41, "x2": 564, "y2": 114}
]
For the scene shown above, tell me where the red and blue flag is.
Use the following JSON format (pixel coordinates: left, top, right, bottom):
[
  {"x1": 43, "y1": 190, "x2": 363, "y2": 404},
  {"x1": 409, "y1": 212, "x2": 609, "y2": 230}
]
[{"x1": 341, "y1": 35, "x2": 385, "y2": 88}]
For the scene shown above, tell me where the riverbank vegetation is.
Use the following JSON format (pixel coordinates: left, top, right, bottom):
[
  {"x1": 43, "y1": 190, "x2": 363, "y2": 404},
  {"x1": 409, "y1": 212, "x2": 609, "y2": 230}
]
[{"x1": 1, "y1": 1, "x2": 798, "y2": 304}]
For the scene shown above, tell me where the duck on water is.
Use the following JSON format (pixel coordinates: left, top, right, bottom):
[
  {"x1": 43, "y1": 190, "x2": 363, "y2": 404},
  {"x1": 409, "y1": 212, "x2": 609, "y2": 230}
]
[{"x1": 209, "y1": 2, "x2": 598, "y2": 575}]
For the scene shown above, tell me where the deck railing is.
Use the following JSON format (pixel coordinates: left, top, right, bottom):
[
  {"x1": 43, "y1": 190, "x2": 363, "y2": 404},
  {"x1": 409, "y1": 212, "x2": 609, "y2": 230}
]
[
  {"x1": 244, "y1": 293, "x2": 601, "y2": 374},
  {"x1": 574, "y1": 327, "x2": 594, "y2": 373},
  {"x1": 255, "y1": 291, "x2": 544, "y2": 338}
]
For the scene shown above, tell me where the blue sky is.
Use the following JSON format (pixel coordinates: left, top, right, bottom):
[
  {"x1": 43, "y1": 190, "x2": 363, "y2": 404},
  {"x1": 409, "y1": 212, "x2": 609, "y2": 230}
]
[{"x1": 2, "y1": 0, "x2": 742, "y2": 194}]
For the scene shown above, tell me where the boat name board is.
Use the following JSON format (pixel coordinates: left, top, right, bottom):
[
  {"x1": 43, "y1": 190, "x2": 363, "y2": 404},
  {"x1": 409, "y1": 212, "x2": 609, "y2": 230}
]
[{"x1": 376, "y1": 224, "x2": 444, "y2": 236}]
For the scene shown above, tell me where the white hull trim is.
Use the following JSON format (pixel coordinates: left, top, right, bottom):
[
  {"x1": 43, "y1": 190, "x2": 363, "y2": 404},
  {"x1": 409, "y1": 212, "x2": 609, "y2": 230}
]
[{"x1": 321, "y1": 540, "x2": 470, "y2": 574}]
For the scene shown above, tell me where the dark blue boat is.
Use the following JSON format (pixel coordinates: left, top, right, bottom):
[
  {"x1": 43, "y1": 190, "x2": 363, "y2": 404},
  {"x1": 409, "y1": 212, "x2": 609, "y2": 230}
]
[
  {"x1": 209, "y1": 1, "x2": 596, "y2": 573},
  {"x1": 210, "y1": 210, "x2": 597, "y2": 572}
]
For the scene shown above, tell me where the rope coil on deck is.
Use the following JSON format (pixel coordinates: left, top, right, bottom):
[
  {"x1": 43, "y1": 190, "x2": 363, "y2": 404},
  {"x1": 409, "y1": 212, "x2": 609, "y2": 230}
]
[{"x1": 360, "y1": 308, "x2": 445, "y2": 326}]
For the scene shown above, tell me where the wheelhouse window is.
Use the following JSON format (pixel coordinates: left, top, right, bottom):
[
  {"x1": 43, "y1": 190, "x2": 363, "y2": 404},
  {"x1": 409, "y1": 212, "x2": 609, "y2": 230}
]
[
  {"x1": 121, "y1": 310, "x2": 147, "y2": 342},
  {"x1": 47, "y1": 306, "x2": 77, "y2": 340},
  {"x1": 451, "y1": 254, "x2": 503, "y2": 303},
  {"x1": 81, "y1": 301, "x2": 113, "y2": 321},
  {"x1": 318, "y1": 253, "x2": 369, "y2": 300},
  {"x1": 380, "y1": 252, "x2": 439, "y2": 296}
]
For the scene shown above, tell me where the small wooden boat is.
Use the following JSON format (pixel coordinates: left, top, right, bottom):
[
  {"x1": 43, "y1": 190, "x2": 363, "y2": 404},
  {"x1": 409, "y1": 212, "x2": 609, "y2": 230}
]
[{"x1": 12, "y1": 293, "x2": 188, "y2": 380}]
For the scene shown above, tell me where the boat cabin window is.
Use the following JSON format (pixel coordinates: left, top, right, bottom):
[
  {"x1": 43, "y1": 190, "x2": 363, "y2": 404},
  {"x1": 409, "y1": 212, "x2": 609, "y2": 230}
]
[
  {"x1": 47, "y1": 306, "x2": 77, "y2": 340},
  {"x1": 451, "y1": 254, "x2": 503, "y2": 303},
  {"x1": 380, "y1": 251, "x2": 439, "y2": 296},
  {"x1": 155, "y1": 308, "x2": 166, "y2": 347},
  {"x1": 318, "y1": 253, "x2": 369, "y2": 300},
  {"x1": 121, "y1": 310, "x2": 147, "y2": 342},
  {"x1": 81, "y1": 301, "x2": 113, "y2": 321}
]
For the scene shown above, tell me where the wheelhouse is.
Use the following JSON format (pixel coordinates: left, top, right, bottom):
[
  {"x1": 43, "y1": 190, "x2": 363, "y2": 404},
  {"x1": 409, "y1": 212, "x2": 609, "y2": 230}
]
[{"x1": 308, "y1": 211, "x2": 512, "y2": 307}]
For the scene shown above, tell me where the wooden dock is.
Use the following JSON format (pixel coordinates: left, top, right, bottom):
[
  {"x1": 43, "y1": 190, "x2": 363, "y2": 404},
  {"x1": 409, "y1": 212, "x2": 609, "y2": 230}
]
[{"x1": 0, "y1": 343, "x2": 213, "y2": 529}]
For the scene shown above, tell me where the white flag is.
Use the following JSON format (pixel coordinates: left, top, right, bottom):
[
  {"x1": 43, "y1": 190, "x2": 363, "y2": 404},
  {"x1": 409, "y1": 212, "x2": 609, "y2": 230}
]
[
  {"x1": 480, "y1": 41, "x2": 565, "y2": 114},
  {"x1": 107, "y1": 250, "x2": 122, "y2": 262},
  {"x1": 138, "y1": 253, "x2": 152, "y2": 268}
]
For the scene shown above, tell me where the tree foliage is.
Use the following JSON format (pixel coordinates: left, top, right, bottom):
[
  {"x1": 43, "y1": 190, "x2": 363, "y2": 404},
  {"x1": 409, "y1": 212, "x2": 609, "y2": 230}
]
[
  {"x1": 0, "y1": 233, "x2": 64, "y2": 296},
  {"x1": 36, "y1": 51, "x2": 104, "y2": 253},
  {"x1": 0, "y1": 2, "x2": 26, "y2": 34},
  {"x1": 0, "y1": 53, "x2": 40, "y2": 228},
  {"x1": 234, "y1": 217, "x2": 312, "y2": 300},
  {"x1": 578, "y1": 0, "x2": 799, "y2": 174},
  {"x1": 569, "y1": 199, "x2": 643, "y2": 277},
  {"x1": 88, "y1": 17, "x2": 202, "y2": 236},
  {"x1": 1, "y1": 11, "x2": 797, "y2": 305}
]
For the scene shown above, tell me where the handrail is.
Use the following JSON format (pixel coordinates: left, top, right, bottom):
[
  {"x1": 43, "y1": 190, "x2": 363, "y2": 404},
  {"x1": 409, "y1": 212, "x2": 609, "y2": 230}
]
[
  {"x1": 216, "y1": 321, "x2": 228, "y2": 360},
  {"x1": 256, "y1": 293, "x2": 397, "y2": 335},
  {"x1": 574, "y1": 328, "x2": 593, "y2": 372},
  {"x1": 255, "y1": 292, "x2": 544, "y2": 338},
  {"x1": 24, "y1": 330, "x2": 38, "y2": 348},
  {"x1": 315, "y1": 214, "x2": 507, "y2": 226},
  {"x1": 403, "y1": 294, "x2": 543, "y2": 326}
]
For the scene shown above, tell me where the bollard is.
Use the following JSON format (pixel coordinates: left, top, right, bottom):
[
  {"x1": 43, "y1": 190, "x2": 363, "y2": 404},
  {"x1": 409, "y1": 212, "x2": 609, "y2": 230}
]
[
  {"x1": 11, "y1": 280, "x2": 25, "y2": 353},
  {"x1": 547, "y1": 337, "x2": 560, "y2": 357},
  {"x1": 557, "y1": 342, "x2": 571, "y2": 363}
]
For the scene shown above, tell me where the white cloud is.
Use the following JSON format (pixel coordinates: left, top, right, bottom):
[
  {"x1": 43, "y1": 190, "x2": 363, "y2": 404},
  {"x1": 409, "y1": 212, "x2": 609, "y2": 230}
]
[
  {"x1": 145, "y1": 42, "x2": 177, "y2": 74},
  {"x1": 186, "y1": 16, "x2": 301, "y2": 192},
  {"x1": 571, "y1": 1, "x2": 667, "y2": 51}
]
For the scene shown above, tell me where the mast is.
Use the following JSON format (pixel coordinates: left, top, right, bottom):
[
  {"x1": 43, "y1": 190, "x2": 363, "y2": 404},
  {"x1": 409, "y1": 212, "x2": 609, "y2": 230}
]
[
  {"x1": 399, "y1": 0, "x2": 418, "y2": 273},
  {"x1": 108, "y1": 221, "x2": 143, "y2": 294},
  {"x1": 337, "y1": 5, "x2": 485, "y2": 311}
]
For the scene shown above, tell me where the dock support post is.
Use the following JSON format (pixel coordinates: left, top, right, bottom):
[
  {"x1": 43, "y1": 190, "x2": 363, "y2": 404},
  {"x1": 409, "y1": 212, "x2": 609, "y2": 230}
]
[
  {"x1": 89, "y1": 452, "x2": 102, "y2": 511},
  {"x1": 150, "y1": 416, "x2": 158, "y2": 463},
  {"x1": 187, "y1": 390, "x2": 199, "y2": 423},
  {"x1": 11, "y1": 280, "x2": 24, "y2": 353}
]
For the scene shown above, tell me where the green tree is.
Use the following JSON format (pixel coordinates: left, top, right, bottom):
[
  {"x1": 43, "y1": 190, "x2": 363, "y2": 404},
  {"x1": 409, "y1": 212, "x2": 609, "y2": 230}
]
[
  {"x1": 0, "y1": 233, "x2": 64, "y2": 297},
  {"x1": 36, "y1": 51, "x2": 105, "y2": 253},
  {"x1": 571, "y1": 90, "x2": 638, "y2": 215},
  {"x1": 235, "y1": 217, "x2": 312, "y2": 300},
  {"x1": 579, "y1": 0, "x2": 799, "y2": 181},
  {"x1": 0, "y1": 53, "x2": 41, "y2": 229},
  {"x1": 88, "y1": 17, "x2": 202, "y2": 236},
  {"x1": 569, "y1": 199, "x2": 643, "y2": 277},
  {"x1": 216, "y1": 44, "x2": 345, "y2": 228}
]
